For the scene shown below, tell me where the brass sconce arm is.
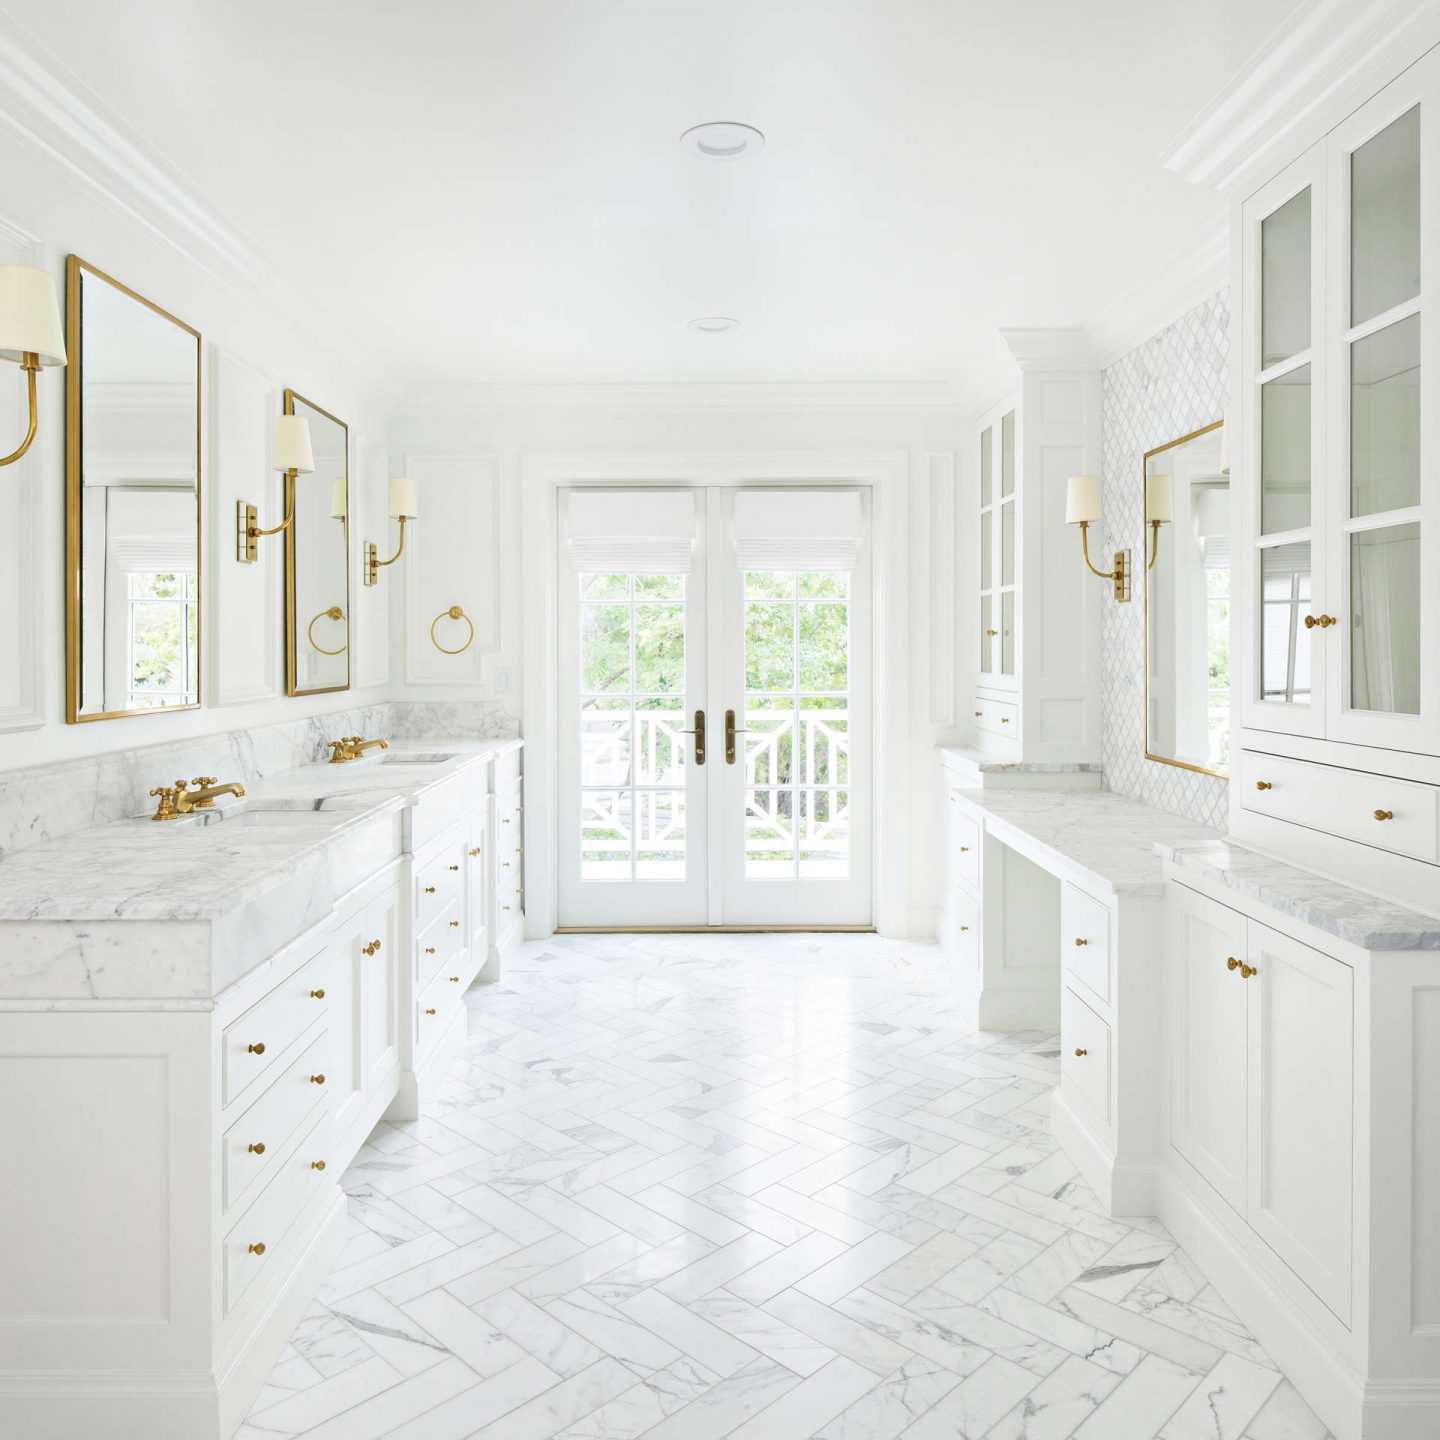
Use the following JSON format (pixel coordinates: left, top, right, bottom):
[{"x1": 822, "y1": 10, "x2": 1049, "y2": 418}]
[
  {"x1": 1147, "y1": 519, "x2": 1164, "y2": 571},
  {"x1": 364, "y1": 515, "x2": 408, "y2": 586},
  {"x1": 1076, "y1": 522, "x2": 1132, "y2": 603},
  {"x1": 236, "y1": 468, "x2": 298, "y2": 562},
  {"x1": 0, "y1": 352, "x2": 39, "y2": 467}
]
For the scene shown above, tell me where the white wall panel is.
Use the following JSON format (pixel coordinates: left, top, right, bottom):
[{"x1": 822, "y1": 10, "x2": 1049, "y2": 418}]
[{"x1": 353, "y1": 434, "x2": 390, "y2": 690}]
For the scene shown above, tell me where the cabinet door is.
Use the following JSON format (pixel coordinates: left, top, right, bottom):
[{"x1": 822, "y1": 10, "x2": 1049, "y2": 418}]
[
  {"x1": 978, "y1": 423, "x2": 997, "y2": 680},
  {"x1": 1167, "y1": 884, "x2": 1249, "y2": 1215},
  {"x1": 1324, "y1": 55, "x2": 1440, "y2": 754},
  {"x1": 327, "y1": 907, "x2": 368, "y2": 1141},
  {"x1": 360, "y1": 886, "x2": 400, "y2": 1095},
  {"x1": 1238, "y1": 147, "x2": 1329, "y2": 739},
  {"x1": 466, "y1": 819, "x2": 489, "y2": 960},
  {"x1": 1246, "y1": 922, "x2": 1354, "y2": 1322}
]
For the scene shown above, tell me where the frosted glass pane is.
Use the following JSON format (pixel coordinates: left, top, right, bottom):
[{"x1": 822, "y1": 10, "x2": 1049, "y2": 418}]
[
  {"x1": 980, "y1": 595, "x2": 993, "y2": 674},
  {"x1": 1260, "y1": 542, "x2": 1312, "y2": 705},
  {"x1": 1001, "y1": 500, "x2": 1015, "y2": 585},
  {"x1": 1352, "y1": 106, "x2": 1420, "y2": 326},
  {"x1": 1351, "y1": 314, "x2": 1420, "y2": 517},
  {"x1": 1261, "y1": 364, "x2": 1311, "y2": 534},
  {"x1": 980, "y1": 427, "x2": 992, "y2": 507},
  {"x1": 1001, "y1": 591, "x2": 1015, "y2": 675},
  {"x1": 1351, "y1": 522, "x2": 1420, "y2": 714},
  {"x1": 1000, "y1": 411, "x2": 1015, "y2": 497},
  {"x1": 1262, "y1": 189, "x2": 1311, "y2": 367}
]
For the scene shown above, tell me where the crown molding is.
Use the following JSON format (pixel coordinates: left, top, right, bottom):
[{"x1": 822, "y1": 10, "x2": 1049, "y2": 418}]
[
  {"x1": 1161, "y1": 0, "x2": 1440, "y2": 193},
  {"x1": 999, "y1": 328, "x2": 1097, "y2": 371},
  {"x1": 0, "y1": 19, "x2": 391, "y2": 396},
  {"x1": 397, "y1": 379, "x2": 967, "y2": 414}
]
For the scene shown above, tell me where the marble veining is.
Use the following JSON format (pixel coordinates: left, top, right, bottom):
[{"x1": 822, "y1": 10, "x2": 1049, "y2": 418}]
[
  {"x1": 1160, "y1": 841, "x2": 1440, "y2": 951},
  {"x1": 954, "y1": 789, "x2": 1220, "y2": 895},
  {"x1": 938, "y1": 746, "x2": 1103, "y2": 776}
]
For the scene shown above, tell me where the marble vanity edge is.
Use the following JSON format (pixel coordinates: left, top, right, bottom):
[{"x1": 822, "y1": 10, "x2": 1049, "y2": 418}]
[
  {"x1": 1157, "y1": 840, "x2": 1440, "y2": 951},
  {"x1": 936, "y1": 745, "x2": 1103, "y2": 774}
]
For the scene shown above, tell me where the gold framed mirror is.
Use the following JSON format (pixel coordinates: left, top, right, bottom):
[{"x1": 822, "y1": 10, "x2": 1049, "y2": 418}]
[
  {"x1": 1143, "y1": 419, "x2": 1229, "y2": 777},
  {"x1": 283, "y1": 389, "x2": 350, "y2": 696},
  {"x1": 65, "y1": 257, "x2": 202, "y2": 724}
]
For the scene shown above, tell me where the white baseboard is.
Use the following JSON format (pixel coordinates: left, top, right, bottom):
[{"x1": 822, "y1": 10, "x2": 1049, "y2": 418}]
[
  {"x1": 977, "y1": 986, "x2": 1059, "y2": 1031},
  {"x1": 1050, "y1": 1089, "x2": 1155, "y2": 1217}
]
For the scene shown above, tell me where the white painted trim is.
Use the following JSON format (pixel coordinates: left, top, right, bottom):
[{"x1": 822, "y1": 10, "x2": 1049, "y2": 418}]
[
  {"x1": 999, "y1": 328, "x2": 1099, "y2": 370},
  {"x1": 925, "y1": 453, "x2": 957, "y2": 727},
  {"x1": 1160, "y1": 0, "x2": 1440, "y2": 193},
  {"x1": 521, "y1": 450, "x2": 913, "y2": 939}
]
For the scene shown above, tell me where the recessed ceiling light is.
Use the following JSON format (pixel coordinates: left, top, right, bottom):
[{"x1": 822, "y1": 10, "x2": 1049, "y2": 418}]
[
  {"x1": 679, "y1": 122, "x2": 765, "y2": 160},
  {"x1": 688, "y1": 316, "x2": 739, "y2": 334}
]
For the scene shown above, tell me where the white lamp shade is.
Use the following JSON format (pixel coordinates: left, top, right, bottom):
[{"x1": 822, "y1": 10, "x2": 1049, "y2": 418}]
[
  {"x1": 1065, "y1": 474, "x2": 1100, "y2": 525},
  {"x1": 388, "y1": 475, "x2": 418, "y2": 519},
  {"x1": 331, "y1": 476, "x2": 348, "y2": 520},
  {"x1": 273, "y1": 414, "x2": 315, "y2": 474},
  {"x1": 1146, "y1": 472, "x2": 1174, "y2": 523},
  {"x1": 0, "y1": 264, "x2": 66, "y2": 367},
  {"x1": 1219, "y1": 408, "x2": 1232, "y2": 475}
]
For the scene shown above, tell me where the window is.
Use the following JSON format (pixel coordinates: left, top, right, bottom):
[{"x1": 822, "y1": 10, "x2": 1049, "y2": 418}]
[{"x1": 126, "y1": 571, "x2": 198, "y2": 708}]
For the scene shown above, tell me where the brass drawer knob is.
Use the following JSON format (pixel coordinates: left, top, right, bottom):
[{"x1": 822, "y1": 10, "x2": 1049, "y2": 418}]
[
  {"x1": 247, "y1": 1042, "x2": 265, "y2": 1055},
  {"x1": 425, "y1": 946, "x2": 437, "y2": 955},
  {"x1": 974, "y1": 711, "x2": 983, "y2": 717},
  {"x1": 503, "y1": 905, "x2": 511, "y2": 912},
  {"x1": 1255, "y1": 781, "x2": 1272, "y2": 791},
  {"x1": 362, "y1": 940, "x2": 379, "y2": 956},
  {"x1": 959, "y1": 846, "x2": 970, "y2": 853},
  {"x1": 986, "y1": 628, "x2": 998, "y2": 637},
  {"x1": 247, "y1": 1242, "x2": 266, "y2": 1256},
  {"x1": 1375, "y1": 809, "x2": 1394, "y2": 821},
  {"x1": 247, "y1": 1142, "x2": 266, "y2": 1155},
  {"x1": 502, "y1": 861, "x2": 511, "y2": 868},
  {"x1": 1319, "y1": 614, "x2": 1337, "y2": 627},
  {"x1": 1304, "y1": 615, "x2": 1319, "y2": 629},
  {"x1": 311, "y1": 1160, "x2": 326, "y2": 1171},
  {"x1": 1240, "y1": 963, "x2": 1258, "y2": 979},
  {"x1": 1073, "y1": 938, "x2": 1088, "y2": 947},
  {"x1": 309, "y1": 1074, "x2": 325, "y2": 1085},
  {"x1": 1074, "y1": 1048, "x2": 1087, "y2": 1057},
  {"x1": 1000, "y1": 717, "x2": 1010, "y2": 724},
  {"x1": 959, "y1": 925, "x2": 970, "y2": 932},
  {"x1": 424, "y1": 886, "x2": 436, "y2": 894},
  {"x1": 469, "y1": 847, "x2": 482, "y2": 857},
  {"x1": 1226, "y1": 956, "x2": 1240, "y2": 971},
  {"x1": 449, "y1": 865, "x2": 459, "y2": 872},
  {"x1": 310, "y1": 988, "x2": 325, "y2": 999},
  {"x1": 450, "y1": 920, "x2": 459, "y2": 928},
  {"x1": 502, "y1": 817, "x2": 511, "y2": 825},
  {"x1": 425, "y1": 1007, "x2": 437, "y2": 1016},
  {"x1": 449, "y1": 976, "x2": 460, "y2": 982}
]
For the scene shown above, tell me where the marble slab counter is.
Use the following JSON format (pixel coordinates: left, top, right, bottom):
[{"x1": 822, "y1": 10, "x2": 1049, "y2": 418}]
[
  {"x1": 0, "y1": 739, "x2": 519, "y2": 1004},
  {"x1": 938, "y1": 745, "x2": 1104, "y2": 791},
  {"x1": 953, "y1": 787, "x2": 1220, "y2": 896},
  {"x1": 1160, "y1": 839, "x2": 1440, "y2": 951}
]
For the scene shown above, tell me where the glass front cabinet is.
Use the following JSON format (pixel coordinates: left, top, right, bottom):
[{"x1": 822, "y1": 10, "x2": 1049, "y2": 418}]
[
  {"x1": 1239, "y1": 55, "x2": 1439, "y2": 754},
  {"x1": 977, "y1": 408, "x2": 1018, "y2": 691}
]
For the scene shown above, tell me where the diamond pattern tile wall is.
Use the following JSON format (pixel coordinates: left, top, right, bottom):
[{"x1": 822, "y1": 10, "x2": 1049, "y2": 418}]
[{"x1": 1101, "y1": 290, "x2": 1231, "y2": 830}]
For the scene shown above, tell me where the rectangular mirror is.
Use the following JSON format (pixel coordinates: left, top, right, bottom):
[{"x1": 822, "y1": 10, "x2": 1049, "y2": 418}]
[
  {"x1": 65, "y1": 257, "x2": 201, "y2": 723},
  {"x1": 1144, "y1": 419, "x2": 1229, "y2": 777},
  {"x1": 284, "y1": 389, "x2": 350, "y2": 696}
]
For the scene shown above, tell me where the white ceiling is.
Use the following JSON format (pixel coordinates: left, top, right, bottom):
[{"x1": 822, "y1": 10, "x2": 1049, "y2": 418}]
[{"x1": 5, "y1": 1, "x2": 1297, "y2": 393}]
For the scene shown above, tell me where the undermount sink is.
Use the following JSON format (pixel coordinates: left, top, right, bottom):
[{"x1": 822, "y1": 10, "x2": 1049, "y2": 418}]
[
  {"x1": 379, "y1": 751, "x2": 458, "y2": 766},
  {"x1": 200, "y1": 810, "x2": 327, "y2": 829}
]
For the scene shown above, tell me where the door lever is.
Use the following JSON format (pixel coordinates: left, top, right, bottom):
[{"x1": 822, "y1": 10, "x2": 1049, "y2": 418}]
[
  {"x1": 725, "y1": 708, "x2": 750, "y2": 765},
  {"x1": 679, "y1": 709, "x2": 706, "y2": 765}
]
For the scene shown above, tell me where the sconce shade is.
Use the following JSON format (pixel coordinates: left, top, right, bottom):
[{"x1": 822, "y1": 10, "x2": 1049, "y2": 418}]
[
  {"x1": 331, "y1": 476, "x2": 348, "y2": 519},
  {"x1": 1065, "y1": 474, "x2": 1101, "y2": 525},
  {"x1": 1219, "y1": 408, "x2": 1232, "y2": 475},
  {"x1": 1146, "y1": 472, "x2": 1174, "y2": 523},
  {"x1": 0, "y1": 264, "x2": 66, "y2": 367},
  {"x1": 273, "y1": 414, "x2": 315, "y2": 474},
  {"x1": 388, "y1": 475, "x2": 418, "y2": 519}
]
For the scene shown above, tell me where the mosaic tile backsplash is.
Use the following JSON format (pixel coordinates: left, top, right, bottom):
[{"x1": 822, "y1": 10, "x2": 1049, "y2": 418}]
[{"x1": 1100, "y1": 289, "x2": 1230, "y2": 830}]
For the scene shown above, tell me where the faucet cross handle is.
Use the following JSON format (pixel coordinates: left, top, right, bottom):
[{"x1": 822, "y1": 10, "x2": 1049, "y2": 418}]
[
  {"x1": 188, "y1": 776, "x2": 221, "y2": 808},
  {"x1": 148, "y1": 784, "x2": 182, "y2": 822}
]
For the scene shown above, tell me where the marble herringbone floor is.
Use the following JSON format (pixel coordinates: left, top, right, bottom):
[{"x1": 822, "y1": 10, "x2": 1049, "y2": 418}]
[{"x1": 239, "y1": 933, "x2": 1331, "y2": 1440}]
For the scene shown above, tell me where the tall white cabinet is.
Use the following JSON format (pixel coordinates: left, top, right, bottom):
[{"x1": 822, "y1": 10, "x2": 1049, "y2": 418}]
[{"x1": 971, "y1": 329, "x2": 1103, "y2": 764}]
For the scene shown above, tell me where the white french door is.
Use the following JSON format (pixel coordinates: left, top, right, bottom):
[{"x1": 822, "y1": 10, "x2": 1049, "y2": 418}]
[{"x1": 557, "y1": 486, "x2": 872, "y2": 929}]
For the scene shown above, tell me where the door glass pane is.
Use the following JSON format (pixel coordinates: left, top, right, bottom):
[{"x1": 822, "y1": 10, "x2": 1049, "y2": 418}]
[
  {"x1": 1352, "y1": 105, "x2": 1420, "y2": 327},
  {"x1": 1260, "y1": 542, "x2": 1312, "y2": 705},
  {"x1": 1351, "y1": 314, "x2": 1420, "y2": 516},
  {"x1": 578, "y1": 570, "x2": 688, "y2": 881},
  {"x1": 1000, "y1": 411, "x2": 1016, "y2": 497},
  {"x1": 1001, "y1": 501, "x2": 1015, "y2": 585},
  {"x1": 1001, "y1": 590, "x2": 1015, "y2": 675},
  {"x1": 1351, "y1": 522, "x2": 1420, "y2": 714},
  {"x1": 1262, "y1": 188, "x2": 1311, "y2": 367},
  {"x1": 744, "y1": 570, "x2": 851, "y2": 880},
  {"x1": 1261, "y1": 364, "x2": 1311, "y2": 535},
  {"x1": 980, "y1": 508, "x2": 992, "y2": 590},
  {"x1": 980, "y1": 595, "x2": 993, "y2": 674},
  {"x1": 980, "y1": 427, "x2": 992, "y2": 507}
]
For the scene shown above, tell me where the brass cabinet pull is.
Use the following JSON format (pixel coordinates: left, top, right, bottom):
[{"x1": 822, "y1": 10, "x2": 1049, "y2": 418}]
[
  {"x1": 986, "y1": 628, "x2": 998, "y2": 637},
  {"x1": 311, "y1": 1160, "x2": 326, "y2": 1171},
  {"x1": 362, "y1": 940, "x2": 380, "y2": 956},
  {"x1": 1375, "y1": 809, "x2": 1394, "y2": 821},
  {"x1": 247, "y1": 1142, "x2": 266, "y2": 1155},
  {"x1": 502, "y1": 861, "x2": 511, "y2": 868},
  {"x1": 503, "y1": 904, "x2": 511, "y2": 912},
  {"x1": 1074, "y1": 938, "x2": 1088, "y2": 947},
  {"x1": 1240, "y1": 963, "x2": 1258, "y2": 979},
  {"x1": 1255, "y1": 781, "x2": 1272, "y2": 791},
  {"x1": 449, "y1": 920, "x2": 460, "y2": 928},
  {"x1": 448, "y1": 864, "x2": 459, "y2": 872},
  {"x1": 309, "y1": 1074, "x2": 325, "y2": 1085},
  {"x1": 1000, "y1": 717, "x2": 1010, "y2": 724},
  {"x1": 959, "y1": 845, "x2": 970, "y2": 853},
  {"x1": 425, "y1": 1007, "x2": 437, "y2": 1016},
  {"x1": 725, "y1": 708, "x2": 750, "y2": 765},
  {"x1": 469, "y1": 847, "x2": 482, "y2": 857},
  {"x1": 425, "y1": 946, "x2": 436, "y2": 955},
  {"x1": 1303, "y1": 615, "x2": 1319, "y2": 629},
  {"x1": 424, "y1": 886, "x2": 436, "y2": 894},
  {"x1": 502, "y1": 816, "x2": 511, "y2": 825},
  {"x1": 310, "y1": 989, "x2": 325, "y2": 999},
  {"x1": 449, "y1": 976, "x2": 460, "y2": 982},
  {"x1": 247, "y1": 1042, "x2": 265, "y2": 1055},
  {"x1": 1226, "y1": 956, "x2": 1240, "y2": 971},
  {"x1": 1074, "y1": 1048, "x2": 1088, "y2": 1057},
  {"x1": 1304, "y1": 614, "x2": 1338, "y2": 630},
  {"x1": 959, "y1": 925, "x2": 970, "y2": 932},
  {"x1": 247, "y1": 1242, "x2": 266, "y2": 1256},
  {"x1": 974, "y1": 710, "x2": 983, "y2": 717},
  {"x1": 679, "y1": 708, "x2": 706, "y2": 765}
]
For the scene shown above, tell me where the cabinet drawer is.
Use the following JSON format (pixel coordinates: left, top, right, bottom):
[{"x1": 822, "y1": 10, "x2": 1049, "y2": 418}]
[
  {"x1": 1061, "y1": 883, "x2": 1112, "y2": 1006},
  {"x1": 947, "y1": 794, "x2": 981, "y2": 890},
  {"x1": 415, "y1": 841, "x2": 465, "y2": 930},
  {"x1": 223, "y1": 1109, "x2": 331, "y2": 1315},
  {"x1": 497, "y1": 781, "x2": 523, "y2": 839},
  {"x1": 222, "y1": 1028, "x2": 329, "y2": 1217},
  {"x1": 972, "y1": 698, "x2": 1018, "y2": 738},
  {"x1": 222, "y1": 944, "x2": 331, "y2": 1106},
  {"x1": 415, "y1": 965, "x2": 462, "y2": 1059},
  {"x1": 1240, "y1": 751, "x2": 1439, "y2": 863},
  {"x1": 417, "y1": 899, "x2": 464, "y2": 992},
  {"x1": 946, "y1": 886, "x2": 979, "y2": 980},
  {"x1": 1061, "y1": 985, "x2": 1111, "y2": 1129},
  {"x1": 494, "y1": 746, "x2": 522, "y2": 792},
  {"x1": 465, "y1": 824, "x2": 488, "y2": 951}
]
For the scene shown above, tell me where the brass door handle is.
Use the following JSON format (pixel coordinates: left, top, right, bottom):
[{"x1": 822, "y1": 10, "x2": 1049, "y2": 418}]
[
  {"x1": 679, "y1": 709, "x2": 706, "y2": 766},
  {"x1": 1375, "y1": 809, "x2": 1394, "y2": 821},
  {"x1": 725, "y1": 709, "x2": 749, "y2": 765},
  {"x1": 1226, "y1": 956, "x2": 1240, "y2": 971},
  {"x1": 1074, "y1": 1048, "x2": 1087, "y2": 1057}
]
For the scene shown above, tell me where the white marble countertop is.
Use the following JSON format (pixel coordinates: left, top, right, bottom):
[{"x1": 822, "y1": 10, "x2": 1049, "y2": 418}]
[
  {"x1": 938, "y1": 745, "x2": 1102, "y2": 775},
  {"x1": 952, "y1": 788, "x2": 1221, "y2": 895},
  {"x1": 1160, "y1": 840, "x2": 1440, "y2": 951}
]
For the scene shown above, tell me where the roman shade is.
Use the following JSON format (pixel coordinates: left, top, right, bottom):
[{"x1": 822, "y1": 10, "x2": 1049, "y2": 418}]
[
  {"x1": 566, "y1": 490, "x2": 696, "y2": 573},
  {"x1": 733, "y1": 490, "x2": 864, "y2": 571}
]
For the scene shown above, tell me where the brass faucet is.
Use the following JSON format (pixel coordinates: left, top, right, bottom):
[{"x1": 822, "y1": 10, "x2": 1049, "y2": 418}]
[
  {"x1": 352, "y1": 737, "x2": 388, "y2": 757},
  {"x1": 326, "y1": 735, "x2": 387, "y2": 763},
  {"x1": 148, "y1": 778, "x2": 247, "y2": 821}
]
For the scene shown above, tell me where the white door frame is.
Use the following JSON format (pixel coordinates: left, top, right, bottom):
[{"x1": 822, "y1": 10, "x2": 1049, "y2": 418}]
[{"x1": 522, "y1": 450, "x2": 911, "y2": 939}]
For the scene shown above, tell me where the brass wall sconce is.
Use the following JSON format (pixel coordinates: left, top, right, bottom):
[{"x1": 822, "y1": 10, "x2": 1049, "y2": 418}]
[
  {"x1": 364, "y1": 475, "x2": 419, "y2": 585},
  {"x1": 237, "y1": 413, "x2": 314, "y2": 562},
  {"x1": 0, "y1": 264, "x2": 66, "y2": 468},
  {"x1": 1145, "y1": 472, "x2": 1172, "y2": 570},
  {"x1": 1065, "y1": 475, "x2": 1131, "y2": 602}
]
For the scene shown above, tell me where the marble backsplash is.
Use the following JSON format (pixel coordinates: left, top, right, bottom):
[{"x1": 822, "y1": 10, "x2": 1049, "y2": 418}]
[{"x1": 0, "y1": 699, "x2": 517, "y2": 858}]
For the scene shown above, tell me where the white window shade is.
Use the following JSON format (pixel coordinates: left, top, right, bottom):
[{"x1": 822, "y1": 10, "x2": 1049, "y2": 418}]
[
  {"x1": 109, "y1": 535, "x2": 197, "y2": 573},
  {"x1": 733, "y1": 490, "x2": 863, "y2": 571},
  {"x1": 566, "y1": 490, "x2": 696, "y2": 573}
]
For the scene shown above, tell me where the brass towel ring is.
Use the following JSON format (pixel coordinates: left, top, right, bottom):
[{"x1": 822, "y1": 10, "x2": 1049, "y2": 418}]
[
  {"x1": 430, "y1": 604, "x2": 474, "y2": 655},
  {"x1": 307, "y1": 605, "x2": 348, "y2": 655}
]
